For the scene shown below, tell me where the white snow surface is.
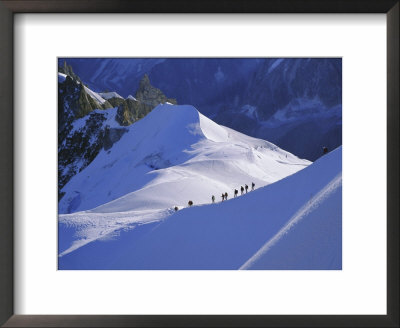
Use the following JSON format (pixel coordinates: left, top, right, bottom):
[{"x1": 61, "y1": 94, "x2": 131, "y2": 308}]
[
  {"x1": 58, "y1": 104, "x2": 330, "y2": 268},
  {"x1": 123, "y1": 148, "x2": 341, "y2": 270},
  {"x1": 240, "y1": 169, "x2": 342, "y2": 270},
  {"x1": 83, "y1": 86, "x2": 107, "y2": 105},
  {"x1": 59, "y1": 145, "x2": 341, "y2": 269},
  {"x1": 99, "y1": 91, "x2": 124, "y2": 100}
]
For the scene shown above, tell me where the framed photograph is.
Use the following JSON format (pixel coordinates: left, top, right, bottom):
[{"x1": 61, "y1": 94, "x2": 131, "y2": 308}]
[
  {"x1": 56, "y1": 56, "x2": 342, "y2": 271},
  {"x1": 1, "y1": 0, "x2": 398, "y2": 327}
]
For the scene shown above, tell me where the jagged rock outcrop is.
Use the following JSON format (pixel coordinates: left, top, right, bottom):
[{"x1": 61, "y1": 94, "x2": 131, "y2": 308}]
[
  {"x1": 135, "y1": 74, "x2": 177, "y2": 107},
  {"x1": 59, "y1": 60, "x2": 81, "y2": 82},
  {"x1": 106, "y1": 97, "x2": 125, "y2": 108},
  {"x1": 116, "y1": 75, "x2": 177, "y2": 126}
]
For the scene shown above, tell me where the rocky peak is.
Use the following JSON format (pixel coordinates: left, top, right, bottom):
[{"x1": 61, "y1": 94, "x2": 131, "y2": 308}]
[
  {"x1": 135, "y1": 74, "x2": 177, "y2": 108},
  {"x1": 116, "y1": 75, "x2": 177, "y2": 126},
  {"x1": 138, "y1": 74, "x2": 151, "y2": 89},
  {"x1": 59, "y1": 60, "x2": 81, "y2": 82}
]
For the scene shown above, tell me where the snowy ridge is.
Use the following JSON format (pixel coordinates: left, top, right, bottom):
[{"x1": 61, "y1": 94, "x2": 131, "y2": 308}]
[
  {"x1": 99, "y1": 91, "x2": 123, "y2": 100},
  {"x1": 240, "y1": 171, "x2": 342, "y2": 270},
  {"x1": 58, "y1": 70, "x2": 107, "y2": 106},
  {"x1": 83, "y1": 86, "x2": 107, "y2": 105}
]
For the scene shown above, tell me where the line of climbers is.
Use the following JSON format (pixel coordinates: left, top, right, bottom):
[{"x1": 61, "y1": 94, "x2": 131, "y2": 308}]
[
  {"x1": 229, "y1": 182, "x2": 255, "y2": 200},
  {"x1": 174, "y1": 182, "x2": 256, "y2": 211},
  {"x1": 174, "y1": 147, "x2": 330, "y2": 212}
]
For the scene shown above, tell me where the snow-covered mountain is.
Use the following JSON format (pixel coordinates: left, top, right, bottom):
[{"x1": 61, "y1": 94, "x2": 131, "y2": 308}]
[
  {"x1": 58, "y1": 69, "x2": 176, "y2": 195},
  {"x1": 58, "y1": 131, "x2": 341, "y2": 269},
  {"x1": 59, "y1": 103, "x2": 309, "y2": 214},
  {"x1": 60, "y1": 58, "x2": 342, "y2": 161},
  {"x1": 58, "y1": 104, "x2": 313, "y2": 265}
]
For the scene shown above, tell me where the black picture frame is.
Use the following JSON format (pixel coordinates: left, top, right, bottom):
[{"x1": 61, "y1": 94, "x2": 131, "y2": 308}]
[{"x1": 0, "y1": 1, "x2": 398, "y2": 327}]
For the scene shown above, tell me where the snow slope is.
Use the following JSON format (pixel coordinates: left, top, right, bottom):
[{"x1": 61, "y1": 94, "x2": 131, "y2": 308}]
[
  {"x1": 128, "y1": 147, "x2": 341, "y2": 270},
  {"x1": 240, "y1": 169, "x2": 341, "y2": 269},
  {"x1": 59, "y1": 146, "x2": 341, "y2": 269},
  {"x1": 59, "y1": 104, "x2": 308, "y2": 214},
  {"x1": 59, "y1": 104, "x2": 311, "y2": 264}
]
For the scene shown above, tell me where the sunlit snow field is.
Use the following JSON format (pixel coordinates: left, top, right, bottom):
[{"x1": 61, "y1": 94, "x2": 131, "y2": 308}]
[{"x1": 58, "y1": 104, "x2": 341, "y2": 270}]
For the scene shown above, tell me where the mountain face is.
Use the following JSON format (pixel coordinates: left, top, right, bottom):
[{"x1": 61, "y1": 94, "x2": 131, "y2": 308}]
[
  {"x1": 58, "y1": 108, "x2": 128, "y2": 200},
  {"x1": 60, "y1": 58, "x2": 342, "y2": 161},
  {"x1": 58, "y1": 73, "x2": 119, "y2": 196},
  {"x1": 58, "y1": 67, "x2": 175, "y2": 198},
  {"x1": 244, "y1": 58, "x2": 341, "y2": 119},
  {"x1": 148, "y1": 58, "x2": 341, "y2": 161}
]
